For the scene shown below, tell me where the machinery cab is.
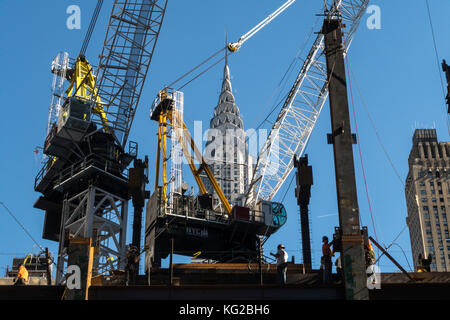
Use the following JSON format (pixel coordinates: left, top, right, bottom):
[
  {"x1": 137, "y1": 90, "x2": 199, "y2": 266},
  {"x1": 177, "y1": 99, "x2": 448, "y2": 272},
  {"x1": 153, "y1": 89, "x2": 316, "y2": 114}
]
[
  {"x1": 44, "y1": 97, "x2": 93, "y2": 158},
  {"x1": 150, "y1": 89, "x2": 174, "y2": 121},
  {"x1": 57, "y1": 97, "x2": 92, "y2": 139},
  {"x1": 257, "y1": 200, "x2": 287, "y2": 235}
]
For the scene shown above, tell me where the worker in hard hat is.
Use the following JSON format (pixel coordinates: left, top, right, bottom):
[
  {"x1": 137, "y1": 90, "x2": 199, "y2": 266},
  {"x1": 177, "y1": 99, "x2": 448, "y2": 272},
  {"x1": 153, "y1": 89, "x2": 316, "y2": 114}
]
[
  {"x1": 417, "y1": 253, "x2": 432, "y2": 272},
  {"x1": 321, "y1": 236, "x2": 334, "y2": 284},
  {"x1": 14, "y1": 262, "x2": 29, "y2": 285},
  {"x1": 365, "y1": 241, "x2": 376, "y2": 269},
  {"x1": 125, "y1": 245, "x2": 140, "y2": 286},
  {"x1": 270, "y1": 244, "x2": 288, "y2": 285}
]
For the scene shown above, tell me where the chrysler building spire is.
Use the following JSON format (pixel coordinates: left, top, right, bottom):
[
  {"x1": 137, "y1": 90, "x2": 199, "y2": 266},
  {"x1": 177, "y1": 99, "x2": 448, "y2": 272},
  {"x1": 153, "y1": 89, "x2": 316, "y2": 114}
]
[{"x1": 203, "y1": 56, "x2": 252, "y2": 207}]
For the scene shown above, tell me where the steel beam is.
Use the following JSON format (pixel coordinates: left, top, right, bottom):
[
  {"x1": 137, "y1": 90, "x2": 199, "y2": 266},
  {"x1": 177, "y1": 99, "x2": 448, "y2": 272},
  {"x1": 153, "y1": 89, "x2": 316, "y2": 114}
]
[
  {"x1": 323, "y1": 18, "x2": 369, "y2": 300},
  {"x1": 294, "y1": 155, "x2": 313, "y2": 272}
]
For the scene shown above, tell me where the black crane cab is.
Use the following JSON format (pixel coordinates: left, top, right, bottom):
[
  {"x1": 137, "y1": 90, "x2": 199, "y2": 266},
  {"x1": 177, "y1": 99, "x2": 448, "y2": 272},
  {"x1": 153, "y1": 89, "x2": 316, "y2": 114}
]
[
  {"x1": 57, "y1": 97, "x2": 92, "y2": 139},
  {"x1": 44, "y1": 97, "x2": 93, "y2": 158}
]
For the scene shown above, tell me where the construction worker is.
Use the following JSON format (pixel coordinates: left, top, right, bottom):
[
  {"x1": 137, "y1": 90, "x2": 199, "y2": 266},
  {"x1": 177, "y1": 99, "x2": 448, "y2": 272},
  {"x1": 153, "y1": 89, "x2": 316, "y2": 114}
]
[
  {"x1": 365, "y1": 241, "x2": 375, "y2": 266},
  {"x1": 270, "y1": 244, "x2": 288, "y2": 285},
  {"x1": 14, "y1": 262, "x2": 29, "y2": 285},
  {"x1": 125, "y1": 245, "x2": 140, "y2": 286},
  {"x1": 321, "y1": 236, "x2": 334, "y2": 284},
  {"x1": 417, "y1": 253, "x2": 432, "y2": 272},
  {"x1": 365, "y1": 240, "x2": 377, "y2": 285}
]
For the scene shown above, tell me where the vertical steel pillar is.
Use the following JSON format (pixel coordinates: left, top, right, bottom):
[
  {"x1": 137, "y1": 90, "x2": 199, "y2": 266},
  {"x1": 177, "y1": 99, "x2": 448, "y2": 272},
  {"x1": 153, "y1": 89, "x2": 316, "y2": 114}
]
[
  {"x1": 129, "y1": 157, "x2": 150, "y2": 275},
  {"x1": 55, "y1": 197, "x2": 69, "y2": 284},
  {"x1": 64, "y1": 237, "x2": 94, "y2": 300},
  {"x1": 294, "y1": 155, "x2": 313, "y2": 272},
  {"x1": 45, "y1": 247, "x2": 52, "y2": 286},
  {"x1": 323, "y1": 18, "x2": 369, "y2": 300}
]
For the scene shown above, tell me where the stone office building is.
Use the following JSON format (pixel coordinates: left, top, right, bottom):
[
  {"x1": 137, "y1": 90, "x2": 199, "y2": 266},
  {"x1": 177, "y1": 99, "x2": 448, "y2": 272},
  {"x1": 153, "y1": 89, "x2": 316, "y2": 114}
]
[{"x1": 405, "y1": 129, "x2": 450, "y2": 271}]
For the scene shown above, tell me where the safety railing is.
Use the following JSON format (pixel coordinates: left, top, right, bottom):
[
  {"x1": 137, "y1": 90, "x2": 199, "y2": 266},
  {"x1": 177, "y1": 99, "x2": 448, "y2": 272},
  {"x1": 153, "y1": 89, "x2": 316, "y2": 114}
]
[{"x1": 35, "y1": 153, "x2": 129, "y2": 191}]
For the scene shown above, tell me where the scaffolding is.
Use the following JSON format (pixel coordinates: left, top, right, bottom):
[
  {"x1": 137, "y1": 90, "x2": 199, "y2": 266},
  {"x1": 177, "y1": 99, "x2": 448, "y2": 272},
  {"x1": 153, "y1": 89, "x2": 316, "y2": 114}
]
[{"x1": 169, "y1": 91, "x2": 184, "y2": 209}]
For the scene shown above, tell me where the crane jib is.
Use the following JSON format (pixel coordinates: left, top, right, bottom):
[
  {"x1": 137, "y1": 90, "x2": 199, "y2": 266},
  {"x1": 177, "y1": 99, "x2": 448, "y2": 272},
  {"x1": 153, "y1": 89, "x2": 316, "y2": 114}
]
[
  {"x1": 95, "y1": 0, "x2": 168, "y2": 149},
  {"x1": 247, "y1": 0, "x2": 370, "y2": 207}
]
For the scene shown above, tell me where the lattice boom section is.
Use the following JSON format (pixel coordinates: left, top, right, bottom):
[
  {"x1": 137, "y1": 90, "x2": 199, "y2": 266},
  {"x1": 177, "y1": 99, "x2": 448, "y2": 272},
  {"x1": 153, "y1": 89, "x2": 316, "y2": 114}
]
[
  {"x1": 248, "y1": 0, "x2": 369, "y2": 206},
  {"x1": 95, "y1": 0, "x2": 168, "y2": 147}
]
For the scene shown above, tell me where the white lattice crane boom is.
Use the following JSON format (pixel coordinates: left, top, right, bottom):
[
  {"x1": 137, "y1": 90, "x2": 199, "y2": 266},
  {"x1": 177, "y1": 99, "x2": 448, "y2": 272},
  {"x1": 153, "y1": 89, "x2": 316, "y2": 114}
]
[{"x1": 246, "y1": 0, "x2": 370, "y2": 207}]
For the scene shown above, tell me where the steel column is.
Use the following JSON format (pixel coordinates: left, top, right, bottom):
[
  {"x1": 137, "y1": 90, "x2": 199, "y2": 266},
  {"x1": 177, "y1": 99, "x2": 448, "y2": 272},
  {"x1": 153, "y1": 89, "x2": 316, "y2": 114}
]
[{"x1": 323, "y1": 18, "x2": 369, "y2": 300}]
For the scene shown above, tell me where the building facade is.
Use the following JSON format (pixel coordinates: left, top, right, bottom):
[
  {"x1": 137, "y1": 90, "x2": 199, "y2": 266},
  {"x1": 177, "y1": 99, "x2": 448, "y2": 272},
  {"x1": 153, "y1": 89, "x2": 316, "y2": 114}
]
[
  {"x1": 405, "y1": 129, "x2": 450, "y2": 272},
  {"x1": 203, "y1": 59, "x2": 253, "y2": 208}
]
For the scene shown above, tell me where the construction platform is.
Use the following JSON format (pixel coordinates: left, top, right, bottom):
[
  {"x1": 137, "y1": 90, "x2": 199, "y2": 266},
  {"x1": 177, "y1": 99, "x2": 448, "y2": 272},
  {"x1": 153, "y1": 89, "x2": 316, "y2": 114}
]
[{"x1": 1, "y1": 263, "x2": 450, "y2": 300}]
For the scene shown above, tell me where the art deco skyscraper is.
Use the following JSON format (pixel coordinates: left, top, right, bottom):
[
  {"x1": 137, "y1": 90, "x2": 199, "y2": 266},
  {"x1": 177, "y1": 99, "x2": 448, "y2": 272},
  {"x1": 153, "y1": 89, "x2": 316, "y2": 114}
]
[
  {"x1": 405, "y1": 129, "x2": 450, "y2": 272},
  {"x1": 203, "y1": 58, "x2": 253, "y2": 208}
]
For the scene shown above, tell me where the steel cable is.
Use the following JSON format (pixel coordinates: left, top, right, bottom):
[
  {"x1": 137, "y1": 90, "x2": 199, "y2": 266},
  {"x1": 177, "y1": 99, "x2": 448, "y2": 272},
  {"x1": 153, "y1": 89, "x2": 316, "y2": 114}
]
[{"x1": 80, "y1": 0, "x2": 104, "y2": 56}]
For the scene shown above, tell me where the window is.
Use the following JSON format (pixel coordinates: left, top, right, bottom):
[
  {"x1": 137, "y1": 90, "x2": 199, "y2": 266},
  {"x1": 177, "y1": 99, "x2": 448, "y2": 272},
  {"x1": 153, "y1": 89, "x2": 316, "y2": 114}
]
[
  {"x1": 422, "y1": 198, "x2": 428, "y2": 203},
  {"x1": 419, "y1": 181, "x2": 426, "y2": 186},
  {"x1": 441, "y1": 198, "x2": 445, "y2": 202},
  {"x1": 431, "y1": 190, "x2": 436, "y2": 195},
  {"x1": 430, "y1": 181, "x2": 435, "y2": 186},
  {"x1": 421, "y1": 190, "x2": 427, "y2": 195},
  {"x1": 432, "y1": 198, "x2": 437, "y2": 202}
]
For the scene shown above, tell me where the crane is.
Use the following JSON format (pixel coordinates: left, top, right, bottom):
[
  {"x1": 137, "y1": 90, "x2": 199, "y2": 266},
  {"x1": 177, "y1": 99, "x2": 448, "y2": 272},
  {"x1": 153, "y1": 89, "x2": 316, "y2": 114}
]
[
  {"x1": 142, "y1": 1, "x2": 306, "y2": 267},
  {"x1": 145, "y1": 88, "x2": 287, "y2": 266},
  {"x1": 34, "y1": 0, "x2": 168, "y2": 286},
  {"x1": 246, "y1": 0, "x2": 370, "y2": 207},
  {"x1": 143, "y1": 0, "x2": 371, "y2": 267}
]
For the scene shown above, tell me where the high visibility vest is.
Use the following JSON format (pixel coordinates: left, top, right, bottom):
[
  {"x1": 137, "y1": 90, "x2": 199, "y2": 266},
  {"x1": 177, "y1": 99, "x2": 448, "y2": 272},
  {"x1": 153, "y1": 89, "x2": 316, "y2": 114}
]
[{"x1": 17, "y1": 266, "x2": 29, "y2": 283}]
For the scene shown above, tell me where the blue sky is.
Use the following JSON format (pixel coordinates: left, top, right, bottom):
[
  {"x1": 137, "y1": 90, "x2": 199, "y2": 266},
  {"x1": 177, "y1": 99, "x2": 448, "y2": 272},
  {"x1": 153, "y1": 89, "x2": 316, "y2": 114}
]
[{"x1": 0, "y1": 0, "x2": 449, "y2": 275}]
